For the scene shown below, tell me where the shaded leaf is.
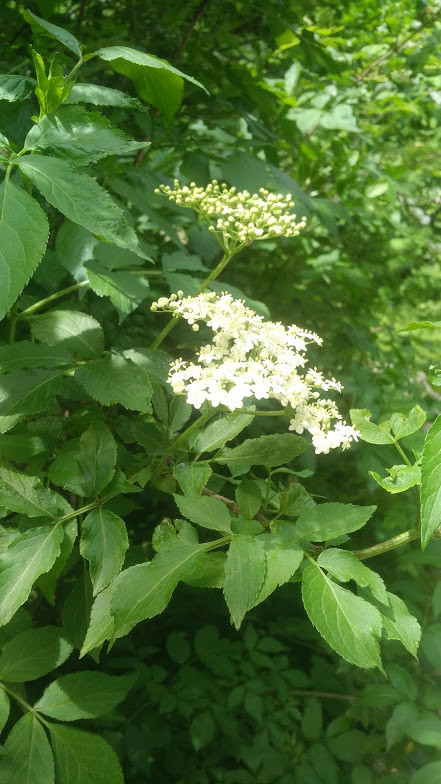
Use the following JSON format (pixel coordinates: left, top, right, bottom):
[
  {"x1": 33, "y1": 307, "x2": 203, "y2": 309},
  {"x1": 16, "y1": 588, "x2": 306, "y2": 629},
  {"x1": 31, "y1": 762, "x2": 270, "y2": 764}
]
[
  {"x1": 0, "y1": 626, "x2": 72, "y2": 682},
  {"x1": 76, "y1": 422, "x2": 117, "y2": 497},
  {"x1": 173, "y1": 494, "x2": 231, "y2": 532},
  {"x1": 49, "y1": 724, "x2": 124, "y2": 784},
  {"x1": 80, "y1": 509, "x2": 128, "y2": 595},
  {"x1": 421, "y1": 415, "x2": 441, "y2": 548},
  {"x1": 223, "y1": 535, "x2": 266, "y2": 629},
  {"x1": 30, "y1": 310, "x2": 104, "y2": 359},
  {"x1": 75, "y1": 355, "x2": 152, "y2": 411},
  {"x1": 35, "y1": 671, "x2": 134, "y2": 720},
  {"x1": 0, "y1": 712, "x2": 54, "y2": 784}
]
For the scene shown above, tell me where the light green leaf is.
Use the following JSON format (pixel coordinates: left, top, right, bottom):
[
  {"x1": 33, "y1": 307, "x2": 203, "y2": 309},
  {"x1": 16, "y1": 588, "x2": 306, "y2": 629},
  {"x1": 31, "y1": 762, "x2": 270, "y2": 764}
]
[
  {"x1": 252, "y1": 534, "x2": 303, "y2": 607},
  {"x1": 35, "y1": 671, "x2": 134, "y2": 720},
  {"x1": 0, "y1": 341, "x2": 74, "y2": 374},
  {"x1": 111, "y1": 545, "x2": 207, "y2": 637},
  {"x1": 24, "y1": 106, "x2": 148, "y2": 165},
  {"x1": 74, "y1": 355, "x2": 152, "y2": 411},
  {"x1": 24, "y1": 9, "x2": 82, "y2": 57},
  {"x1": 0, "y1": 74, "x2": 36, "y2": 102},
  {"x1": 30, "y1": 310, "x2": 104, "y2": 359},
  {"x1": 37, "y1": 519, "x2": 78, "y2": 605},
  {"x1": 215, "y1": 433, "x2": 307, "y2": 471},
  {"x1": 80, "y1": 582, "x2": 115, "y2": 656},
  {"x1": 0, "y1": 463, "x2": 71, "y2": 519},
  {"x1": 412, "y1": 762, "x2": 441, "y2": 784},
  {"x1": 294, "y1": 502, "x2": 376, "y2": 542},
  {"x1": 97, "y1": 45, "x2": 206, "y2": 117},
  {"x1": 421, "y1": 415, "x2": 441, "y2": 548},
  {"x1": 370, "y1": 464, "x2": 421, "y2": 494},
  {"x1": 80, "y1": 509, "x2": 128, "y2": 596},
  {"x1": 317, "y1": 548, "x2": 387, "y2": 604},
  {"x1": 0, "y1": 626, "x2": 72, "y2": 682},
  {"x1": 366, "y1": 182, "x2": 389, "y2": 198},
  {"x1": 235, "y1": 479, "x2": 263, "y2": 519},
  {"x1": 350, "y1": 409, "x2": 394, "y2": 444},
  {"x1": 301, "y1": 562, "x2": 383, "y2": 669},
  {"x1": 18, "y1": 154, "x2": 148, "y2": 259},
  {"x1": 398, "y1": 320, "x2": 441, "y2": 332},
  {"x1": 390, "y1": 405, "x2": 426, "y2": 439},
  {"x1": 194, "y1": 411, "x2": 254, "y2": 454},
  {"x1": 173, "y1": 463, "x2": 212, "y2": 496},
  {"x1": 223, "y1": 535, "x2": 266, "y2": 629},
  {"x1": 85, "y1": 260, "x2": 150, "y2": 320},
  {"x1": 0, "y1": 179, "x2": 49, "y2": 321},
  {"x1": 320, "y1": 103, "x2": 359, "y2": 132},
  {"x1": 0, "y1": 369, "x2": 65, "y2": 434},
  {"x1": 49, "y1": 724, "x2": 124, "y2": 784},
  {"x1": 408, "y1": 717, "x2": 441, "y2": 748},
  {"x1": 76, "y1": 422, "x2": 116, "y2": 497},
  {"x1": 173, "y1": 494, "x2": 231, "y2": 532},
  {"x1": 66, "y1": 82, "x2": 144, "y2": 110},
  {"x1": 379, "y1": 591, "x2": 421, "y2": 657},
  {"x1": 122, "y1": 347, "x2": 170, "y2": 385},
  {"x1": 0, "y1": 689, "x2": 9, "y2": 733},
  {"x1": 0, "y1": 524, "x2": 64, "y2": 625},
  {"x1": 0, "y1": 713, "x2": 54, "y2": 784}
]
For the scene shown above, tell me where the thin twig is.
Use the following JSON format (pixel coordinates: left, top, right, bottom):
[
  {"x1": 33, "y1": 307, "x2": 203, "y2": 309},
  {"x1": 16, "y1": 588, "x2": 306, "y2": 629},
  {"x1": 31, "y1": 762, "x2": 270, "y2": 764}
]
[{"x1": 175, "y1": 0, "x2": 211, "y2": 61}]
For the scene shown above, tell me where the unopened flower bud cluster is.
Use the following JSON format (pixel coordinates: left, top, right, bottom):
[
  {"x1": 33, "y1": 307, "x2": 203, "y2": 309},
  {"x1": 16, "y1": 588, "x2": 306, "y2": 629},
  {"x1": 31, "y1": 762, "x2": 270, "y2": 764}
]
[
  {"x1": 155, "y1": 180, "x2": 307, "y2": 245},
  {"x1": 152, "y1": 292, "x2": 359, "y2": 454}
]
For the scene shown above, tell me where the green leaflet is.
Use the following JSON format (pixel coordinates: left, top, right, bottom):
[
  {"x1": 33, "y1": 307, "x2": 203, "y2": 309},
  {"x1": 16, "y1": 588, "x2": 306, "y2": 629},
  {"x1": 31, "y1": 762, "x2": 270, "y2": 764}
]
[
  {"x1": 76, "y1": 422, "x2": 117, "y2": 497},
  {"x1": 18, "y1": 154, "x2": 148, "y2": 259},
  {"x1": 24, "y1": 105, "x2": 148, "y2": 165},
  {"x1": 0, "y1": 460, "x2": 73, "y2": 518},
  {"x1": 80, "y1": 509, "x2": 128, "y2": 596},
  {"x1": 0, "y1": 626, "x2": 72, "y2": 682},
  {"x1": 0, "y1": 74, "x2": 36, "y2": 102},
  {"x1": 350, "y1": 409, "x2": 394, "y2": 445},
  {"x1": 74, "y1": 355, "x2": 152, "y2": 411},
  {"x1": 194, "y1": 411, "x2": 254, "y2": 454},
  {"x1": 252, "y1": 534, "x2": 304, "y2": 607},
  {"x1": 97, "y1": 45, "x2": 207, "y2": 117},
  {"x1": 370, "y1": 464, "x2": 421, "y2": 494},
  {"x1": 294, "y1": 502, "x2": 376, "y2": 542},
  {"x1": 85, "y1": 259, "x2": 150, "y2": 321},
  {"x1": 80, "y1": 583, "x2": 115, "y2": 657},
  {"x1": 30, "y1": 310, "x2": 104, "y2": 359},
  {"x1": 111, "y1": 545, "x2": 209, "y2": 638},
  {"x1": 0, "y1": 179, "x2": 49, "y2": 321},
  {"x1": 378, "y1": 591, "x2": 421, "y2": 657},
  {"x1": 421, "y1": 415, "x2": 441, "y2": 548},
  {"x1": 215, "y1": 433, "x2": 307, "y2": 471},
  {"x1": 24, "y1": 9, "x2": 83, "y2": 57},
  {"x1": 301, "y1": 561, "x2": 383, "y2": 670},
  {"x1": 0, "y1": 713, "x2": 55, "y2": 784},
  {"x1": 49, "y1": 724, "x2": 124, "y2": 784},
  {"x1": 223, "y1": 535, "x2": 266, "y2": 629},
  {"x1": 0, "y1": 368, "x2": 65, "y2": 434},
  {"x1": 173, "y1": 463, "x2": 212, "y2": 496},
  {"x1": 35, "y1": 671, "x2": 135, "y2": 720},
  {"x1": 0, "y1": 341, "x2": 74, "y2": 374},
  {"x1": 0, "y1": 525, "x2": 64, "y2": 626},
  {"x1": 317, "y1": 548, "x2": 387, "y2": 605},
  {"x1": 65, "y1": 82, "x2": 144, "y2": 110},
  {"x1": 173, "y1": 494, "x2": 232, "y2": 532}
]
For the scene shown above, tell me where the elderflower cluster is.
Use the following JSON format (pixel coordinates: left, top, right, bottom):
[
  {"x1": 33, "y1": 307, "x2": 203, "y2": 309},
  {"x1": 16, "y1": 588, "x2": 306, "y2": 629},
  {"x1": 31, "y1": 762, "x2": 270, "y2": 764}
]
[
  {"x1": 155, "y1": 180, "x2": 307, "y2": 245},
  {"x1": 151, "y1": 292, "x2": 359, "y2": 455}
]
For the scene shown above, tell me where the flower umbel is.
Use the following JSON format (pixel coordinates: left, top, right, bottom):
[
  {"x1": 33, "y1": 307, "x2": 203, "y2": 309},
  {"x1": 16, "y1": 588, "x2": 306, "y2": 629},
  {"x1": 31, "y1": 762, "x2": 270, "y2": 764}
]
[
  {"x1": 155, "y1": 180, "x2": 307, "y2": 249},
  {"x1": 152, "y1": 292, "x2": 359, "y2": 454}
]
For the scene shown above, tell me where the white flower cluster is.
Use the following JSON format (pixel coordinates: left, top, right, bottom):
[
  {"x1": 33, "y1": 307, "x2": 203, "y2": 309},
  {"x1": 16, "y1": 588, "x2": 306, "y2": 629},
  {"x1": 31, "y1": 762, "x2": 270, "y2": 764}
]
[
  {"x1": 155, "y1": 180, "x2": 307, "y2": 246},
  {"x1": 151, "y1": 292, "x2": 359, "y2": 454}
]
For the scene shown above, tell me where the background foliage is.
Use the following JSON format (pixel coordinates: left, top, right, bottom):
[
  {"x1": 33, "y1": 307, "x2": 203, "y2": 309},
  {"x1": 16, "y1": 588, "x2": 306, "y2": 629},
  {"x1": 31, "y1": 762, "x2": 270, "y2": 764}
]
[{"x1": 1, "y1": 0, "x2": 441, "y2": 782}]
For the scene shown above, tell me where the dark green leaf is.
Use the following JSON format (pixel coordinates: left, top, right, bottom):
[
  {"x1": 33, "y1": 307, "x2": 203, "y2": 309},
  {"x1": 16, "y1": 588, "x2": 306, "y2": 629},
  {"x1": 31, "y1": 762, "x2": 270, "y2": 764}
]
[
  {"x1": 421, "y1": 415, "x2": 441, "y2": 548},
  {"x1": 85, "y1": 260, "x2": 150, "y2": 320},
  {"x1": 24, "y1": 9, "x2": 82, "y2": 57},
  {"x1": 223, "y1": 535, "x2": 266, "y2": 629},
  {"x1": 0, "y1": 524, "x2": 63, "y2": 625},
  {"x1": 0, "y1": 460, "x2": 73, "y2": 518},
  {"x1": 0, "y1": 368, "x2": 65, "y2": 434},
  {"x1": 0, "y1": 626, "x2": 72, "y2": 682},
  {"x1": 18, "y1": 154, "x2": 148, "y2": 259},
  {"x1": 0, "y1": 341, "x2": 74, "y2": 374},
  {"x1": 173, "y1": 463, "x2": 212, "y2": 496},
  {"x1": 215, "y1": 433, "x2": 307, "y2": 471},
  {"x1": 74, "y1": 355, "x2": 152, "y2": 411},
  {"x1": 0, "y1": 74, "x2": 36, "y2": 102},
  {"x1": 380, "y1": 591, "x2": 421, "y2": 657},
  {"x1": 294, "y1": 503, "x2": 376, "y2": 542},
  {"x1": 0, "y1": 713, "x2": 54, "y2": 784},
  {"x1": 173, "y1": 494, "x2": 231, "y2": 532},
  {"x1": 302, "y1": 562, "x2": 383, "y2": 670},
  {"x1": 76, "y1": 422, "x2": 117, "y2": 497},
  {"x1": 30, "y1": 310, "x2": 104, "y2": 359},
  {"x1": 49, "y1": 724, "x2": 124, "y2": 784},
  {"x1": 35, "y1": 670, "x2": 134, "y2": 720},
  {"x1": 0, "y1": 179, "x2": 49, "y2": 320},
  {"x1": 80, "y1": 508, "x2": 128, "y2": 595}
]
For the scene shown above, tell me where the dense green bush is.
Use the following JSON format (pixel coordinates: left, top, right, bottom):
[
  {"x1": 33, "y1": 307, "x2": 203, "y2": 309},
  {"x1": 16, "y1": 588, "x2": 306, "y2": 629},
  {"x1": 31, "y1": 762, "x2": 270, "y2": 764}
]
[{"x1": 1, "y1": 2, "x2": 441, "y2": 782}]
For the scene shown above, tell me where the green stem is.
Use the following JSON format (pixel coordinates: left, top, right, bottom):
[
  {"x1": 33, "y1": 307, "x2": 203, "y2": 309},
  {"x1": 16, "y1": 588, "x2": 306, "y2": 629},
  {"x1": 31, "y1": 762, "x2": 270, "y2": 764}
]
[
  {"x1": 394, "y1": 439, "x2": 412, "y2": 467},
  {"x1": 243, "y1": 408, "x2": 287, "y2": 417},
  {"x1": 154, "y1": 410, "x2": 214, "y2": 476},
  {"x1": 150, "y1": 248, "x2": 235, "y2": 350},
  {"x1": 19, "y1": 281, "x2": 90, "y2": 317},
  {"x1": 353, "y1": 527, "x2": 421, "y2": 560},
  {"x1": 63, "y1": 52, "x2": 96, "y2": 86}
]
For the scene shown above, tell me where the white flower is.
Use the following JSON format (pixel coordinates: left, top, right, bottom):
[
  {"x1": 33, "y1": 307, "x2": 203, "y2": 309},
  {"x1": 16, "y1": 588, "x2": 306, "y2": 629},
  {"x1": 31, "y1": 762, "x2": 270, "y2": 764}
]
[
  {"x1": 155, "y1": 180, "x2": 307, "y2": 248},
  {"x1": 152, "y1": 292, "x2": 359, "y2": 454}
]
